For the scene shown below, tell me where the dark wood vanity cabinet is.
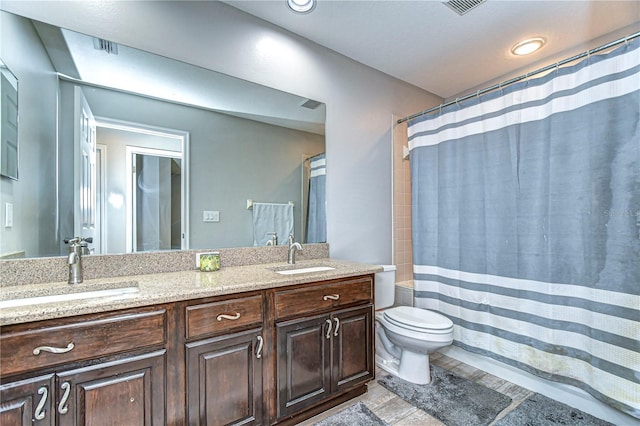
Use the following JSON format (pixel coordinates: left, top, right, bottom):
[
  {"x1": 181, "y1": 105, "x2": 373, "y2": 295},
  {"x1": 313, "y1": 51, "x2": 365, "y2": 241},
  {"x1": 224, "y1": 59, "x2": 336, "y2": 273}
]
[
  {"x1": 273, "y1": 277, "x2": 374, "y2": 422},
  {"x1": 0, "y1": 374, "x2": 55, "y2": 426},
  {"x1": 184, "y1": 295, "x2": 265, "y2": 426},
  {"x1": 0, "y1": 308, "x2": 167, "y2": 426},
  {"x1": 0, "y1": 273, "x2": 375, "y2": 426}
]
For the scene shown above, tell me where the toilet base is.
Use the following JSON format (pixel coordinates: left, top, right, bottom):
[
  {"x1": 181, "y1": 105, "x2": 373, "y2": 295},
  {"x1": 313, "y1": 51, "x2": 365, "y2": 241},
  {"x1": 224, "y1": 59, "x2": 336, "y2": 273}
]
[{"x1": 375, "y1": 346, "x2": 433, "y2": 384}]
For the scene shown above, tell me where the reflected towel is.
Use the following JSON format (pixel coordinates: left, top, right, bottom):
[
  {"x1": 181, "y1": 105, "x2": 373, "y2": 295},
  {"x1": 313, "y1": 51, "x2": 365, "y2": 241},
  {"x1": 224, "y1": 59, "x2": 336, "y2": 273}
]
[{"x1": 252, "y1": 202, "x2": 294, "y2": 246}]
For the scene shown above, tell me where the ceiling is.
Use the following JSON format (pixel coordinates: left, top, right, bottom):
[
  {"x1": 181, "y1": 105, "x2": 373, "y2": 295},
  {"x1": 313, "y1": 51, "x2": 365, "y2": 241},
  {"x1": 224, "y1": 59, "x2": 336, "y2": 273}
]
[{"x1": 224, "y1": 0, "x2": 640, "y2": 100}]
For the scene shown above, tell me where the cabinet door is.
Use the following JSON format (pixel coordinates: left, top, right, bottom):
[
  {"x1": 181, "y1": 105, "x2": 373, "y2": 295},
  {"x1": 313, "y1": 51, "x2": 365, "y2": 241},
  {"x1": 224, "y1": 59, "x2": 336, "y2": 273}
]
[
  {"x1": 331, "y1": 305, "x2": 374, "y2": 393},
  {"x1": 0, "y1": 374, "x2": 55, "y2": 426},
  {"x1": 56, "y1": 350, "x2": 166, "y2": 426},
  {"x1": 186, "y1": 328, "x2": 263, "y2": 426},
  {"x1": 276, "y1": 314, "x2": 331, "y2": 418}
]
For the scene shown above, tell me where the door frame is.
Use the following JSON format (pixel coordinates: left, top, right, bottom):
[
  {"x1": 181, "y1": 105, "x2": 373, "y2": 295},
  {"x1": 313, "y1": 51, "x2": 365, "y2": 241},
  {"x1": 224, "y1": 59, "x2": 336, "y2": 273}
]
[{"x1": 94, "y1": 117, "x2": 190, "y2": 253}]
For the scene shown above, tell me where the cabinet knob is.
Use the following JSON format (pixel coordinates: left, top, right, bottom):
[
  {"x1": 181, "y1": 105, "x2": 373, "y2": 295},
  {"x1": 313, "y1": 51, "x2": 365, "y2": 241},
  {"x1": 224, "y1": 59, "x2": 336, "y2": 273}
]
[
  {"x1": 256, "y1": 335, "x2": 264, "y2": 359},
  {"x1": 58, "y1": 381, "x2": 71, "y2": 415},
  {"x1": 33, "y1": 342, "x2": 75, "y2": 355},
  {"x1": 325, "y1": 319, "x2": 332, "y2": 339},
  {"x1": 322, "y1": 294, "x2": 340, "y2": 301},
  {"x1": 34, "y1": 386, "x2": 48, "y2": 420},
  {"x1": 216, "y1": 312, "x2": 241, "y2": 321},
  {"x1": 333, "y1": 317, "x2": 340, "y2": 337}
]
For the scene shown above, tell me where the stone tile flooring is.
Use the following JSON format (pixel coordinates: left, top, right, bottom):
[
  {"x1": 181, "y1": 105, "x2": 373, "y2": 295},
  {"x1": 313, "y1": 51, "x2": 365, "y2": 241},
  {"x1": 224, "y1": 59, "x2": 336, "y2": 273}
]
[{"x1": 298, "y1": 352, "x2": 535, "y2": 425}]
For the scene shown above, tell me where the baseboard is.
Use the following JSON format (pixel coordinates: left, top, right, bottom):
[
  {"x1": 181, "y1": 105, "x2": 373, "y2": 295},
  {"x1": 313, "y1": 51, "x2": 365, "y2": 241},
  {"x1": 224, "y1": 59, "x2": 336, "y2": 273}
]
[{"x1": 440, "y1": 346, "x2": 639, "y2": 425}]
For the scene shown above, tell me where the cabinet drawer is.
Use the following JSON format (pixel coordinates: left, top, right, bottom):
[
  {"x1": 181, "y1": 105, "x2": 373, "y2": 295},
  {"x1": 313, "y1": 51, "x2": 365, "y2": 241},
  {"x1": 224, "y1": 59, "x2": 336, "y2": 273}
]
[
  {"x1": 0, "y1": 309, "x2": 166, "y2": 377},
  {"x1": 185, "y1": 295, "x2": 263, "y2": 339},
  {"x1": 275, "y1": 276, "x2": 372, "y2": 320}
]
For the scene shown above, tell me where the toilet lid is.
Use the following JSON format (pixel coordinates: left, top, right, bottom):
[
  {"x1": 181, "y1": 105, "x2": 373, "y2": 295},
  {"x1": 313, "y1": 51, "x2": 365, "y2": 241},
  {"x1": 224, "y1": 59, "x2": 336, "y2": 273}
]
[{"x1": 383, "y1": 306, "x2": 453, "y2": 331}]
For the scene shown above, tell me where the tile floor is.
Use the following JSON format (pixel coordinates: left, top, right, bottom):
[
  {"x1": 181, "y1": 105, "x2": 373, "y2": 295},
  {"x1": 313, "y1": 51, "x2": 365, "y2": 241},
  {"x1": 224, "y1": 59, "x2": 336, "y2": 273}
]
[{"x1": 298, "y1": 352, "x2": 535, "y2": 425}]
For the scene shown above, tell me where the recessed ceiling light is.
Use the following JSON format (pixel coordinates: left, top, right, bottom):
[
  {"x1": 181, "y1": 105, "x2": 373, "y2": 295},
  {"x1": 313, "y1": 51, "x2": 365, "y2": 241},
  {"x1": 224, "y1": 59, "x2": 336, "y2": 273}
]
[
  {"x1": 287, "y1": 0, "x2": 315, "y2": 14},
  {"x1": 511, "y1": 37, "x2": 546, "y2": 56}
]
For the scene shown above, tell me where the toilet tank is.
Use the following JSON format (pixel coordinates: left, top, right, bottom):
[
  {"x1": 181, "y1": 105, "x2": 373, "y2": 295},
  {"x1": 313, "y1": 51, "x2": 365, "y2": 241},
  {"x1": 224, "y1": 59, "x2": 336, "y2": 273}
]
[{"x1": 375, "y1": 265, "x2": 397, "y2": 309}]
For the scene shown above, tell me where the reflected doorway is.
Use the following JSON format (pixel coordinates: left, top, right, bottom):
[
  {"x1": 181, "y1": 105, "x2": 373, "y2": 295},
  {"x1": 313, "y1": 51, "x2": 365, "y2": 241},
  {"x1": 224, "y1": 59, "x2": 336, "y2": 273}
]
[{"x1": 94, "y1": 118, "x2": 189, "y2": 254}]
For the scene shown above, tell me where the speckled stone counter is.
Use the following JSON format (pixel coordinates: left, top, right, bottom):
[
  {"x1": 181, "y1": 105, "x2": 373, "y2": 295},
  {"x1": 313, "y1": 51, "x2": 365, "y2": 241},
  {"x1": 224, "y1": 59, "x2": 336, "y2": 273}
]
[{"x1": 0, "y1": 258, "x2": 382, "y2": 326}]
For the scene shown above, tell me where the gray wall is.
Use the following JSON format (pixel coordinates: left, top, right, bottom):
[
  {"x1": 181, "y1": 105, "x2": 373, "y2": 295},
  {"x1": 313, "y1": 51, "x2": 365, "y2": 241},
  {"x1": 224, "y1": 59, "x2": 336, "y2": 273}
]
[
  {"x1": 3, "y1": 1, "x2": 442, "y2": 265},
  {"x1": 59, "y1": 82, "x2": 325, "y2": 252},
  {"x1": 0, "y1": 12, "x2": 58, "y2": 258}
]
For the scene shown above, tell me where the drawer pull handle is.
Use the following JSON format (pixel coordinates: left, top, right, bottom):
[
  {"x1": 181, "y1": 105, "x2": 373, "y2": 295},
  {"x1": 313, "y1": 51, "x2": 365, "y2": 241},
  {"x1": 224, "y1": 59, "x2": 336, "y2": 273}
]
[
  {"x1": 35, "y1": 386, "x2": 48, "y2": 420},
  {"x1": 58, "y1": 381, "x2": 71, "y2": 415},
  {"x1": 325, "y1": 319, "x2": 332, "y2": 339},
  {"x1": 33, "y1": 342, "x2": 75, "y2": 355},
  {"x1": 323, "y1": 294, "x2": 340, "y2": 301},
  {"x1": 256, "y1": 335, "x2": 264, "y2": 359},
  {"x1": 217, "y1": 312, "x2": 241, "y2": 321},
  {"x1": 333, "y1": 317, "x2": 340, "y2": 337}
]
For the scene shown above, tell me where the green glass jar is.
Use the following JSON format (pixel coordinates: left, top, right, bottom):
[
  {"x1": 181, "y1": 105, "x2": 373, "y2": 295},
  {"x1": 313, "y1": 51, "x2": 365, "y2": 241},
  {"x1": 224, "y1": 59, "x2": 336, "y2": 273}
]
[{"x1": 199, "y1": 252, "x2": 220, "y2": 272}]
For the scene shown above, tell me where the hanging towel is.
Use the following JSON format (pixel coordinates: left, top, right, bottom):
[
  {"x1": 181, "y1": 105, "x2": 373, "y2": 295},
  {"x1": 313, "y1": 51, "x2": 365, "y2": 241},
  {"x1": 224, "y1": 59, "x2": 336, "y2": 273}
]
[{"x1": 252, "y1": 202, "x2": 294, "y2": 246}]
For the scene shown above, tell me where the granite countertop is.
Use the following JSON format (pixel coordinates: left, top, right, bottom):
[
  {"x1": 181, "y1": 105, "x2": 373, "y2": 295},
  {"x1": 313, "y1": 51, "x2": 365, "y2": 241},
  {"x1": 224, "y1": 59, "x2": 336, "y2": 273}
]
[{"x1": 0, "y1": 259, "x2": 382, "y2": 326}]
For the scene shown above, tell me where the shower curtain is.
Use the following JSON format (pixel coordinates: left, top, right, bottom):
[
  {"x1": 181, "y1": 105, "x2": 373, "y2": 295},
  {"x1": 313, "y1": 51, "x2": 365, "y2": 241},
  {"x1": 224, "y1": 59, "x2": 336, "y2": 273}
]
[
  {"x1": 306, "y1": 153, "x2": 326, "y2": 243},
  {"x1": 409, "y1": 39, "x2": 639, "y2": 417}
]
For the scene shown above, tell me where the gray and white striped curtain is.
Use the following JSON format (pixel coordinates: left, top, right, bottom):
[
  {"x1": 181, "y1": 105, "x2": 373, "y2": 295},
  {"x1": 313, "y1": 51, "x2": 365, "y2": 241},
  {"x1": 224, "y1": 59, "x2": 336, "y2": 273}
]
[
  {"x1": 306, "y1": 153, "x2": 326, "y2": 243},
  {"x1": 409, "y1": 39, "x2": 639, "y2": 417}
]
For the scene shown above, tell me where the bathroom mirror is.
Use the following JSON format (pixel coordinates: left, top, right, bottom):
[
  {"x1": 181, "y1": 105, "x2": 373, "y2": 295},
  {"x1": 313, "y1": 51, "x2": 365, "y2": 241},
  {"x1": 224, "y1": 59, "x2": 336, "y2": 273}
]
[
  {"x1": 0, "y1": 11, "x2": 326, "y2": 259},
  {"x1": 0, "y1": 58, "x2": 18, "y2": 180}
]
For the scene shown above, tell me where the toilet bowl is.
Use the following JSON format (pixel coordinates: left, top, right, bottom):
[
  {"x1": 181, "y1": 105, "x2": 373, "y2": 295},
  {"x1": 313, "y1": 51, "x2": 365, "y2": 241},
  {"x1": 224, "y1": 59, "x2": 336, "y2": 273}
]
[{"x1": 375, "y1": 266, "x2": 453, "y2": 384}]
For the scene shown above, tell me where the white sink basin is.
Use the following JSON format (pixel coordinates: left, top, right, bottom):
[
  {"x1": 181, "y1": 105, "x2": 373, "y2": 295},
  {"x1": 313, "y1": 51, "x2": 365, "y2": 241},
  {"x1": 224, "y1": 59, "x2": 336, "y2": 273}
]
[
  {"x1": 276, "y1": 266, "x2": 336, "y2": 275},
  {"x1": 0, "y1": 284, "x2": 140, "y2": 309}
]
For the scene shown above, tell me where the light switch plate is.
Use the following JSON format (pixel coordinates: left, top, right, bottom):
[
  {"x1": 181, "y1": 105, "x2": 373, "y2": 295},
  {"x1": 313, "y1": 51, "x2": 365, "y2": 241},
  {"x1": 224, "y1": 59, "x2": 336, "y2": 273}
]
[
  {"x1": 203, "y1": 210, "x2": 220, "y2": 222},
  {"x1": 5, "y1": 203, "x2": 13, "y2": 228}
]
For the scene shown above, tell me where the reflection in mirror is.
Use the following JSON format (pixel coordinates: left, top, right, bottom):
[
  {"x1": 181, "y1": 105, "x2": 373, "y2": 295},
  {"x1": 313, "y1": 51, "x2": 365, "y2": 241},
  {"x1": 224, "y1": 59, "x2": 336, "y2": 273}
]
[
  {"x1": 0, "y1": 11, "x2": 326, "y2": 259},
  {"x1": 0, "y1": 58, "x2": 18, "y2": 180}
]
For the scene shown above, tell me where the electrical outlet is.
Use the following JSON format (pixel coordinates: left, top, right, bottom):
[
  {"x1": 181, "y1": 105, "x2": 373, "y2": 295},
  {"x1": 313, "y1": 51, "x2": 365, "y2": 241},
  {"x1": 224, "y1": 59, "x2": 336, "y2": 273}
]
[{"x1": 203, "y1": 210, "x2": 220, "y2": 222}]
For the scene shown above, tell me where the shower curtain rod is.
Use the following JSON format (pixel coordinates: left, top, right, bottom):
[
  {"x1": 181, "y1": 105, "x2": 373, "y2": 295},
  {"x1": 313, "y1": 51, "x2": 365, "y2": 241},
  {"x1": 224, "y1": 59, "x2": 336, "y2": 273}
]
[{"x1": 397, "y1": 31, "x2": 640, "y2": 124}]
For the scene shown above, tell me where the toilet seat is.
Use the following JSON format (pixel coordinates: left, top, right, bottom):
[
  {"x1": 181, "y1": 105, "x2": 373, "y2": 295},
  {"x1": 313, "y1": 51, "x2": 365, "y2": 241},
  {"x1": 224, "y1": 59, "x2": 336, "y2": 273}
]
[{"x1": 382, "y1": 306, "x2": 453, "y2": 334}]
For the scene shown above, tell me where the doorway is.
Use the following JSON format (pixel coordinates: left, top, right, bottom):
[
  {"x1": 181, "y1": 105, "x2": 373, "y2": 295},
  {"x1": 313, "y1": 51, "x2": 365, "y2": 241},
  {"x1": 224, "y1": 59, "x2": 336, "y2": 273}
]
[{"x1": 95, "y1": 118, "x2": 189, "y2": 253}]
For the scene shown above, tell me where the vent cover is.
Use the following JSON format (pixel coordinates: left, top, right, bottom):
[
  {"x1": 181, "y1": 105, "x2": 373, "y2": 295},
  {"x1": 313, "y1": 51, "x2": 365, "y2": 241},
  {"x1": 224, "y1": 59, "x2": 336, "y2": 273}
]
[
  {"x1": 443, "y1": 0, "x2": 486, "y2": 15},
  {"x1": 300, "y1": 99, "x2": 322, "y2": 110},
  {"x1": 93, "y1": 38, "x2": 118, "y2": 55}
]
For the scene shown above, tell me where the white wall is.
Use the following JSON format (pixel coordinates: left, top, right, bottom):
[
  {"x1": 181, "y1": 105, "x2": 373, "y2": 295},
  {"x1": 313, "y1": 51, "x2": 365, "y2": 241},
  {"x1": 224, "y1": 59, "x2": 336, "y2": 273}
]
[
  {"x1": 0, "y1": 11, "x2": 58, "y2": 257},
  {"x1": 1, "y1": 0, "x2": 442, "y2": 264}
]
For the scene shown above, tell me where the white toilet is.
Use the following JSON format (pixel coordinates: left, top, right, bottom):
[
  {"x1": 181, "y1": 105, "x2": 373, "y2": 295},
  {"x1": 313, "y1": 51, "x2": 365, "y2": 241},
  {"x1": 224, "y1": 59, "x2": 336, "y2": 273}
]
[{"x1": 375, "y1": 265, "x2": 454, "y2": 384}]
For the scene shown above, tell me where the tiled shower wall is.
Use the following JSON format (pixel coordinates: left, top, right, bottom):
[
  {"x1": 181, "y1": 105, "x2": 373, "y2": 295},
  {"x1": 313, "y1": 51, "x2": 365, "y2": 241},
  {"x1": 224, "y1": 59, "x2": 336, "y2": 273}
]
[{"x1": 392, "y1": 116, "x2": 414, "y2": 305}]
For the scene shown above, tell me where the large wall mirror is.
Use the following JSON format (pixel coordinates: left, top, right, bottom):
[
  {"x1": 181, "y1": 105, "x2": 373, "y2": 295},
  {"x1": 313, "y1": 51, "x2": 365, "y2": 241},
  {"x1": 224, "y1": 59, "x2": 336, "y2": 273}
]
[{"x1": 0, "y1": 10, "x2": 326, "y2": 259}]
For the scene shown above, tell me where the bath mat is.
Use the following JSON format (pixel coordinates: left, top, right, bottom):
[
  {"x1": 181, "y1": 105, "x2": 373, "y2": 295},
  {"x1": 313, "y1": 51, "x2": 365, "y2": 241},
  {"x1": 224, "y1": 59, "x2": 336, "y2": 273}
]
[
  {"x1": 378, "y1": 365, "x2": 512, "y2": 426},
  {"x1": 493, "y1": 393, "x2": 614, "y2": 425},
  {"x1": 314, "y1": 402, "x2": 389, "y2": 426}
]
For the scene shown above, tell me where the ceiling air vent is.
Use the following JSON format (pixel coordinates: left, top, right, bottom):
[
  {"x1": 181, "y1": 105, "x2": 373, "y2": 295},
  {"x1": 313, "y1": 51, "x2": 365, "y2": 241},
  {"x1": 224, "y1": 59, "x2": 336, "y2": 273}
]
[
  {"x1": 300, "y1": 99, "x2": 322, "y2": 110},
  {"x1": 443, "y1": 0, "x2": 486, "y2": 15},
  {"x1": 93, "y1": 37, "x2": 118, "y2": 55}
]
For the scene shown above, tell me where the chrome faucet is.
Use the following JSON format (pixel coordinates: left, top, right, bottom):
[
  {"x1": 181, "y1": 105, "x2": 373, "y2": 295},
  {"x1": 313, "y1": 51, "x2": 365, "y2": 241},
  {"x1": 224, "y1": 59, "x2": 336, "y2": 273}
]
[
  {"x1": 287, "y1": 234, "x2": 302, "y2": 264},
  {"x1": 64, "y1": 237, "x2": 93, "y2": 284}
]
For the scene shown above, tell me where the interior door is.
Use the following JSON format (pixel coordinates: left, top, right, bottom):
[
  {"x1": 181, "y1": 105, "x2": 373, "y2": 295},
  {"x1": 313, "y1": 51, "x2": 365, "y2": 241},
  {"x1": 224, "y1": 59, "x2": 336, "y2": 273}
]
[{"x1": 73, "y1": 86, "x2": 98, "y2": 252}]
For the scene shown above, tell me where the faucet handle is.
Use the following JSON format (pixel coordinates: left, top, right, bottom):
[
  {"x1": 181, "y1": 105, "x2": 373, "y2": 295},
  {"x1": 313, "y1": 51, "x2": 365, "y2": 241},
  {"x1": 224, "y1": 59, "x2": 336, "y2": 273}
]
[
  {"x1": 288, "y1": 234, "x2": 295, "y2": 245},
  {"x1": 64, "y1": 237, "x2": 93, "y2": 245}
]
